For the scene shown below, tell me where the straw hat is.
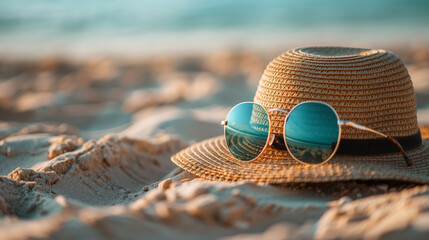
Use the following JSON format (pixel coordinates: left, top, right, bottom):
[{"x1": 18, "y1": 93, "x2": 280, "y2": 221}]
[{"x1": 172, "y1": 46, "x2": 429, "y2": 183}]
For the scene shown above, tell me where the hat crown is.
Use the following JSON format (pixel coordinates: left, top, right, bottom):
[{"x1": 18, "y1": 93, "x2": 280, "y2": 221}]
[{"x1": 254, "y1": 46, "x2": 418, "y2": 139}]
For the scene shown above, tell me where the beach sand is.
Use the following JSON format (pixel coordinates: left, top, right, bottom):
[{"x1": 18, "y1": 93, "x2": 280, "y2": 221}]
[{"x1": 1, "y1": 44, "x2": 429, "y2": 239}]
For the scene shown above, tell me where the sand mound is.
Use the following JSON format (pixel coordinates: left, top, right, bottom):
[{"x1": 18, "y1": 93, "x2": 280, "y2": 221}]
[
  {"x1": 0, "y1": 123, "x2": 80, "y2": 140},
  {"x1": 0, "y1": 178, "x2": 323, "y2": 240},
  {"x1": 5, "y1": 169, "x2": 429, "y2": 240},
  {"x1": 1, "y1": 133, "x2": 187, "y2": 220},
  {"x1": 123, "y1": 73, "x2": 219, "y2": 113},
  {"x1": 316, "y1": 185, "x2": 429, "y2": 239}
]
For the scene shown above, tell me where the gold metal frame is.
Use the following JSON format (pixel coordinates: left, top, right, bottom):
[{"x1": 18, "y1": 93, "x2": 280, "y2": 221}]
[{"x1": 222, "y1": 101, "x2": 412, "y2": 166}]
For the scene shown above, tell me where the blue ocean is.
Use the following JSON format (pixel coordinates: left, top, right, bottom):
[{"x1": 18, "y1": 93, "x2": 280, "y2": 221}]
[{"x1": 0, "y1": 0, "x2": 428, "y2": 57}]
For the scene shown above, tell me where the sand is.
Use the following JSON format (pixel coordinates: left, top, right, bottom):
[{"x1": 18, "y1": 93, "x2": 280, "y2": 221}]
[{"x1": 1, "y1": 44, "x2": 429, "y2": 239}]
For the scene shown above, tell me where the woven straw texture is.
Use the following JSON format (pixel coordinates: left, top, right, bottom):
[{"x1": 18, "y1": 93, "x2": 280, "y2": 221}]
[
  {"x1": 171, "y1": 47, "x2": 429, "y2": 184},
  {"x1": 255, "y1": 47, "x2": 418, "y2": 139}
]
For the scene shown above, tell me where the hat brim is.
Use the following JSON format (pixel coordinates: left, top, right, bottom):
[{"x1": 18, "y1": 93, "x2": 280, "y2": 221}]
[{"x1": 171, "y1": 133, "x2": 429, "y2": 184}]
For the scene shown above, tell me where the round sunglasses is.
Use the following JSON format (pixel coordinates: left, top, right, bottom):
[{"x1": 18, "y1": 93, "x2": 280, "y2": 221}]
[{"x1": 221, "y1": 101, "x2": 412, "y2": 166}]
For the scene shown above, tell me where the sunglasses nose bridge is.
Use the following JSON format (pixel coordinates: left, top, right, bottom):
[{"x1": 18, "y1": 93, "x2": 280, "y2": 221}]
[
  {"x1": 267, "y1": 108, "x2": 289, "y2": 121},
  {"x1": 268, "y1": 108, "x2": 288, "y2": 114},
  {"x1": 266, "y1": 108, "x2": 288, "y2": 147},
  {"x1": 268, "y1": 133, "x2": 276, "y2": 146},
  {"x1": 267, "y1": 108, "x2": 289, "y2": 125}
]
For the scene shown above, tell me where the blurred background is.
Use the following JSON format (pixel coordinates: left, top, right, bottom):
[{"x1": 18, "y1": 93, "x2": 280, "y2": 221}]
[{"x1": 0, "y1": 0, "x2": 428, "y2": 141}]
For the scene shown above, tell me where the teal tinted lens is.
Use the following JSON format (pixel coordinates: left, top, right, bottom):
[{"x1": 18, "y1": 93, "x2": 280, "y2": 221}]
[
  {"x1": 225, "y1": 103, "x2": 270, "y2": 161},
  {"x1": 284, "y1": 102, "x2": 340, "y2": 164}
]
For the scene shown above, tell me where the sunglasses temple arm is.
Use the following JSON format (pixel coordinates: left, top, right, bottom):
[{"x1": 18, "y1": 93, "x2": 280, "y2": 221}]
[{"x1": 339, "y1": 120, "x2": 412, "y2": 166}]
